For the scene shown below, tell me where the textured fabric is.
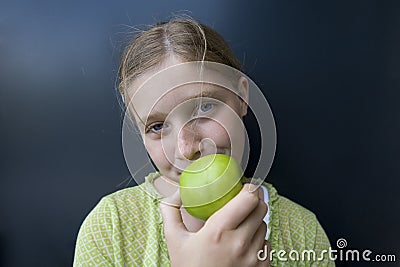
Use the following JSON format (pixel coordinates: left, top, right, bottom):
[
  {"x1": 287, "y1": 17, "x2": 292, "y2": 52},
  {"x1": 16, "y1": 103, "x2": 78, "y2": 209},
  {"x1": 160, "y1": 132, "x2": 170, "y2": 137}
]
[{"x1": 73, "y1": 173, "x2": 335, "y2": 266}]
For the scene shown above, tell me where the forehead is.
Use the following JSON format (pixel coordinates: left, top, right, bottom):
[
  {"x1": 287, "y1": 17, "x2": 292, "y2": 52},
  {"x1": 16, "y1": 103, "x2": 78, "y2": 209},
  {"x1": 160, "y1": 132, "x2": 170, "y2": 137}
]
[
  {"x1": 133, "y1": 83, "x2": 234, "y2": 123},
  {"x1": 127, "y1": 61, "x2": 239, "y2": 122}
]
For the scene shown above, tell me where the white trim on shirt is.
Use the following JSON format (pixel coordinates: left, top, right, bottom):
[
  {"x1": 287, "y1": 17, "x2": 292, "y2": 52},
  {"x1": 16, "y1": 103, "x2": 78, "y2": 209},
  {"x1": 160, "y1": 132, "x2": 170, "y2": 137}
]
[{"x1": 261, "y1": 185, "x2": 271, "y2": 240}]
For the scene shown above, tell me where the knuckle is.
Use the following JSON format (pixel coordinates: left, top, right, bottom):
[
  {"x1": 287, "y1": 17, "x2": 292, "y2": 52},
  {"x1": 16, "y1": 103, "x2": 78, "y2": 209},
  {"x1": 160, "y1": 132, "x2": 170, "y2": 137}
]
[
  {"x1": 233, "y1": 238, "x2": 249, "y2": 255},
  {"x1": 209, "y1": 226, "x2": 224, "y2": 244},
  {"x1": 243, "y1": 191, "x2": 259, "y2": 206}
]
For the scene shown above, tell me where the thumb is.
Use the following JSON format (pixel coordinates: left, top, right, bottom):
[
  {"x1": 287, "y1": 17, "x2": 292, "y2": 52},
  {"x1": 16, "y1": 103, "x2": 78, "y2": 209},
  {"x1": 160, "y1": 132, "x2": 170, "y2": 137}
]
[{"x1": 159, "y1": 189, "x2": 188, "y2": 240}]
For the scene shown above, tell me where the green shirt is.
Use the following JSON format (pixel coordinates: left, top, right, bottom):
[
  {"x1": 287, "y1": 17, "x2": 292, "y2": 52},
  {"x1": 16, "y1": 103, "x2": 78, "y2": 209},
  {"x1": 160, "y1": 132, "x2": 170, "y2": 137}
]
[{"x1": 73, "y1": 173, "x2": 335, "y2": 266}]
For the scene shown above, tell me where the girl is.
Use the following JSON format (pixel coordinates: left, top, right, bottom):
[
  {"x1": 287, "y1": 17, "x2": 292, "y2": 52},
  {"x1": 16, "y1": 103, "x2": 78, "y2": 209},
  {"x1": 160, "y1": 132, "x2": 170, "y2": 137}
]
[{"x1": 73, "y1": 17, "x2": 335, "y2": 267}]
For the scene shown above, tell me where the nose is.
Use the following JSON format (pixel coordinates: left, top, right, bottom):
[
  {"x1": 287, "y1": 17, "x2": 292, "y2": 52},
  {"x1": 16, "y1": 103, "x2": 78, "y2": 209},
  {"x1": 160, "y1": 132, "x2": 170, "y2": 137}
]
[{"x1": 176, "y1": 123, "x2": 201, "y2": 161}]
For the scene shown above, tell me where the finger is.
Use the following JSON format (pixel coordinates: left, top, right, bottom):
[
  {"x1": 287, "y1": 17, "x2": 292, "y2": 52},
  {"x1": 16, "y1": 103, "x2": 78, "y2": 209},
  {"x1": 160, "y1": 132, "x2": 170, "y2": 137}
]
[
  {"x1": 159, "y1": 189, "x2": 188, "y2": 240},
  {"x1": 246, "y1": 222, "x2": 267, "y2": 265},
  {"x1": 254, "y1": 240, "x2": 271, "y2": 267},
  {"x1": 241, "y1": 179, "x2": 264, "y2": 200},
  {"x1": 237, "y1": 199, "x2": 268, "y2": 240},
  {"x1": 250, "y1": 222, "x2": 268, "y2": 253},
  {"x1": 260, "y1": 240, "x2": 271, "y2": 266},
  {"x1": 207, "y1": 183, "x2": 260, "y2": 230}
]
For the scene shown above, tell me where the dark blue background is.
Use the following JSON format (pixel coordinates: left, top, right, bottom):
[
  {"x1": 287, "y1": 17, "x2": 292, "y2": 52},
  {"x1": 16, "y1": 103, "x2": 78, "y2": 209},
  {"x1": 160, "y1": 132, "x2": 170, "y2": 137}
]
[{"x1": 1, "y1": 1, "x2": 399, "y2": 266}]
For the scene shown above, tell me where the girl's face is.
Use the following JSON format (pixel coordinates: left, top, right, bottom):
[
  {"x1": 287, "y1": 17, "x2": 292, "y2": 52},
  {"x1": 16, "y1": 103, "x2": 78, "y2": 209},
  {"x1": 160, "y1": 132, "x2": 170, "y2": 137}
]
[{"x1": 127, "y1": 55, "x2": 248, "y2": 183}]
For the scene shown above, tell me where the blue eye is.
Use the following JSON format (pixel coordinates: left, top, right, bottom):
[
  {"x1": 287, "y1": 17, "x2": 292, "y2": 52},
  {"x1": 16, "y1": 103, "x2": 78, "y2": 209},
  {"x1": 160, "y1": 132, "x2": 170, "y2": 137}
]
[
  {"x1": 199, "y1": 102, "x2": 214, "y2": 113},
  {"x1": 147, "y1": 123, "x2": 164, "y2": 134}
]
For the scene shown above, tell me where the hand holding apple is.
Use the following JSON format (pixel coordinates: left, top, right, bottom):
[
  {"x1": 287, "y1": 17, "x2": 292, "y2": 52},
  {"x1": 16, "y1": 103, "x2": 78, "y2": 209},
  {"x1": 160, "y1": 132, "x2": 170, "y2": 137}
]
[{"x1": 159, "y1": 183, "x2": 269, "y2": 267}]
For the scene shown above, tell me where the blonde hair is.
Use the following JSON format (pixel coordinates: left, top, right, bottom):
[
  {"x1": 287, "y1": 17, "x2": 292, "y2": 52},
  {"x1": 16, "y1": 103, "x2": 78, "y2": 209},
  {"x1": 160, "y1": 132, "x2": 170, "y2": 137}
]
[{"x1": 117, "y1": 17, "x2": 243, "y2": 99}]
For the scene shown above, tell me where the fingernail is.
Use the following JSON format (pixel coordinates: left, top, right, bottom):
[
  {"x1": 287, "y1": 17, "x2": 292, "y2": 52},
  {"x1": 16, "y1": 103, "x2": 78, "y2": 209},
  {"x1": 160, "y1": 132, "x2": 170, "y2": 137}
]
[{"x1": 247, "y1": 183, "x2": 258, "y2": 193}]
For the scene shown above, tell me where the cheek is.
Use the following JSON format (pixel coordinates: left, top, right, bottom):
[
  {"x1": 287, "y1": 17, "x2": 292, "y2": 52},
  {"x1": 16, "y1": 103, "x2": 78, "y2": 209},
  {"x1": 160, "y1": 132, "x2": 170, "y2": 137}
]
[
  {"x1": 203, "y1": 119, "x2": 240, "y2": 148},
  {"x1": 209, "y1": 125, "x2": 230, "y2": 146},
  {"x1": 144, "y1": 139, "x2": 170, "y2": 170},
  {"x1": 202, "y1": 110, "x2": 245, "y2": 160}
]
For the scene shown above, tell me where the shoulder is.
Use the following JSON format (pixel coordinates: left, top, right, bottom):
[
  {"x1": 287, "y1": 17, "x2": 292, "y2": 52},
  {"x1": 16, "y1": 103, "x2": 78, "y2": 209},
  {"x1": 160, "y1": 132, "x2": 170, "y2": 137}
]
[
  {"x1": 263, "y1": 182, "x2": 335, "y2": 265},
  {"x1": 74, "y1": 176, "x2": 164, "y2": 266},
  {"x1": 75, "y1": 183, "x2": 155, "y2": 238},
  {"x1": 87, "y1": 179, "x2": 162, "y2": 227},
  {"x1": 263, "y1": 182, "x2": 317, "y2": 220},
  {"x1": 267, "y1": 183, "x2": 318, "y2": 225},
  {"x1": 76, "y1": 172, "x2": 162, "y2": 240},
  {"x1": 263, "y1": 182, "x2": 332, "y2": 250}
]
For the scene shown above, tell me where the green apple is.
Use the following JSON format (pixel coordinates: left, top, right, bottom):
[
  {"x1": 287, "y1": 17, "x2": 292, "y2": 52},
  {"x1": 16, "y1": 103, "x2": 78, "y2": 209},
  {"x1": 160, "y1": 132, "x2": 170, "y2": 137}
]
[{"x1": 179, "y1": 154, "x2": 244, "y2": 221}]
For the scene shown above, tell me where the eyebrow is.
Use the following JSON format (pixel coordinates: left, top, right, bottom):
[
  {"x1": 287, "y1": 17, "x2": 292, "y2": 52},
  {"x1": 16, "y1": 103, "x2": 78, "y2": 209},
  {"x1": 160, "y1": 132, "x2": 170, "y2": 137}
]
[{"x1": 140, "y1": 89, "x2": 222, "y2": 125}]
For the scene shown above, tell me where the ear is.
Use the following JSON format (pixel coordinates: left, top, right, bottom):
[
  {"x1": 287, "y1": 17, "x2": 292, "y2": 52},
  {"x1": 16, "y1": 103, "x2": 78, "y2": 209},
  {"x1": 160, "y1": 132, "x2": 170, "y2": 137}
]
[{"x1": 237, "y1": 76, "x2": 249, "y2": 117}]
